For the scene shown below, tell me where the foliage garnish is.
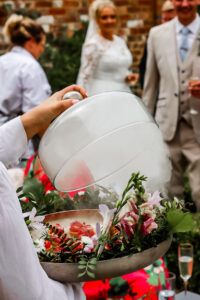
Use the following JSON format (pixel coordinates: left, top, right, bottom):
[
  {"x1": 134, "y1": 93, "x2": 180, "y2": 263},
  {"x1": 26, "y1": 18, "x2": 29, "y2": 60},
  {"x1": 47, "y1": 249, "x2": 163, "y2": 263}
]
[{"x1": 19, "y1": 172, "x2": 194, "y2": 279}]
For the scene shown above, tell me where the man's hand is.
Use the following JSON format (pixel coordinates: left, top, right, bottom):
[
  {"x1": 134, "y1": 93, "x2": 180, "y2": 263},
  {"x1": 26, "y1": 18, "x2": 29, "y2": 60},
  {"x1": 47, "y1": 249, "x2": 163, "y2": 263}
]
[
  {"x1": 189, "y1": 81, "x2": 200, "y2": 98},
  {"x1": 21, "y1": 85, "x2": 87, "y2": 140}
]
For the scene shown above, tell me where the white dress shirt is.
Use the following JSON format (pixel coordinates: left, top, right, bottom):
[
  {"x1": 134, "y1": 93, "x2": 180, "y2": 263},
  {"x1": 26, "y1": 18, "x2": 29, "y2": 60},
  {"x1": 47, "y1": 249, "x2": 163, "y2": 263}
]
[
  {"x1": 175, "y1": 14, "x2": 200, "y2": 53},
  {"x1": 0, "y1": 117, "x2": 86, "y2": 300},
  {"x1": 0, "y1": 46, "x2": 51, "y2": 118},
  {"x1": 0, "y1": 46, "x2": 52, "y2": 159}
]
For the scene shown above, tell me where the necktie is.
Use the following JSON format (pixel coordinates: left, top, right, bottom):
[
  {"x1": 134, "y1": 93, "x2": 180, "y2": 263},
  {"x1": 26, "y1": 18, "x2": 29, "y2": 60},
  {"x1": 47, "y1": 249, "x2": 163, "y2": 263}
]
[{"x1": 180, "y1": 27, "x2": 190, "y2": 62}]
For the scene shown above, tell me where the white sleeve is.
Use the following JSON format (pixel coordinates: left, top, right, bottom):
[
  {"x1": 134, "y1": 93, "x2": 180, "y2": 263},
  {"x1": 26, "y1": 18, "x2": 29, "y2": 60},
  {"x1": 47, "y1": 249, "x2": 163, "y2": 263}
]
[
  {"x1": 76, "y1": 42, "x2": 100, "y2": 90},
  {"x1": 21, "y1": 63, "x2": 52, "y2": 113},
  {"x1": 0, "y1": 163, "x2": 86, "y2": 300},
  {"x1": 0, "y1": 117, "x2": 27, "y2": 168}
]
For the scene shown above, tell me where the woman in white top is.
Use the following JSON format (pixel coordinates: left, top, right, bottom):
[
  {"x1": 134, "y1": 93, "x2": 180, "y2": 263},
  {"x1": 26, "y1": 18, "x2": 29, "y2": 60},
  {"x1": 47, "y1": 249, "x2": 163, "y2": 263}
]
[
  {"x1": 77, "y1": 0, "x2": 137, "y2": 96},
  {"x1": 0, "y1": 14, "x2": 51, "y2": 158},
  {"x1": 0, "y1": 85, "x2": 87, "y2": 300}
]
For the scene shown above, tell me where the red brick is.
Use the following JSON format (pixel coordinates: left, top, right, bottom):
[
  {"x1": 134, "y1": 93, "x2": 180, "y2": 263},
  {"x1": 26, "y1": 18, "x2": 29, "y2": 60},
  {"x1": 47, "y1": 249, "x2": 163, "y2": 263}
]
[
  {"x1": 115, "y1": 0, "x2": 129, "y2": 5},
  {"x1": 63, "y1": 1, "x2": 79, "y2": 7},
  {"x1": 139, "y1": 0, "x2": 153, "y2": 4},
  {"x1": 49, "y1": 8, "x2": 66, "y2": 15},
  {"x1": 78, "y1": 9, "x2": 88, "y2": 14},
  {"x1": 130, "y1": 28, "x2": 139, "y2": 35},
  {"x1": 121, "y1": 14, "x2": 131, "y2": 20},
  {"x1": 35, "y1": 1, "x2": 52, "y2": 7}
]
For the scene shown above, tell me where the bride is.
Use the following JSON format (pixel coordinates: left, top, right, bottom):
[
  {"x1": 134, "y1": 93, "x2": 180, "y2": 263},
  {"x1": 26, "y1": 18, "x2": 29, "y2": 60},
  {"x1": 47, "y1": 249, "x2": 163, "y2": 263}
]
[{"x1": 77, "y1": 0, "x2": 137, "y2": 96}]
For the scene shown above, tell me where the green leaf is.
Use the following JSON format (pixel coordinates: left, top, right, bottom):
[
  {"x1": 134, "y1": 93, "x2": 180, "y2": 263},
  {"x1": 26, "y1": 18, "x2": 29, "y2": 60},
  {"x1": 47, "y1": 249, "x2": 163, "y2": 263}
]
[
  {"x1": 166, "y1": 209, "x2": 194, "y2": 233},
  {"x1": 88, "y1": 264, "x2": 96, "y2": 270},
  {"x1": 78, "y1": 261, "x2": 87, "y2": 265},
  {"x1": 78, "y1": 265, "x2": 86, "y2": 270},
  {"x1": 86, "y1": 270, "x2": 95, "y2": 279},
  {"x1": 109, "y1": 277, "x2": 125, "y2": 286},
  {"x1": 16, "y1": 186, "x2": 23, "y2": 193},
  {"x1": 23, "y1": 178, "x2": 45, "y2": 201},
  {"x1": 77, "y1": 272, "x2": 86, "y2": 278},
  {"x1": 89, "y1": 257, "x2": 97, "y2": 264}
]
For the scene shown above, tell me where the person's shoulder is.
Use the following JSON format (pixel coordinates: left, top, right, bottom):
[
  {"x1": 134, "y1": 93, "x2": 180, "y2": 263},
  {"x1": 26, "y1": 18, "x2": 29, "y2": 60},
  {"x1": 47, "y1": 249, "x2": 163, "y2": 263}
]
[
  {"x1": 149, "y1": 19, "x2": 175, "y2": 36},
  {"x1": 86, "y1": 34, "x2": 100, "y2": 45},
  {"x1": 83, "y1": 34, "x2": 100, "y2": 50},
  {"x1": 114, "y1": 35, "x2": 126, "y2": 44}
]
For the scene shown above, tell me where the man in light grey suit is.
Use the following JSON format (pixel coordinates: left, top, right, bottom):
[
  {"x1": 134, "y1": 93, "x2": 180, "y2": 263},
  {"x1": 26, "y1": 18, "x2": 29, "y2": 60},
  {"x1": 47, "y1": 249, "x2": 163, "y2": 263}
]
[{"x1": 142, "y1": 0, "x2": 200, "y2": 211}]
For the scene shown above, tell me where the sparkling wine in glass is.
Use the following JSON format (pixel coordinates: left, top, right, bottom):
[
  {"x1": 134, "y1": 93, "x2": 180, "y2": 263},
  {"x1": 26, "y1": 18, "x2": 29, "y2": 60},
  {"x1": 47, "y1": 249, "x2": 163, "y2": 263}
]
[{"x1": 178, "y1": 243, "x2": 193, "y2": 295}]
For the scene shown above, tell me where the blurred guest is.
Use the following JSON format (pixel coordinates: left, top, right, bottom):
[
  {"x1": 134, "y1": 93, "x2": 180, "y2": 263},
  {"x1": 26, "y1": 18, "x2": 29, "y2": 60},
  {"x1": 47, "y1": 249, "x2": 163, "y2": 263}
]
[
  {"x1": 77, "y1": 0, "x2": 138, "y2": 96},
  {"x1": 161, "y1": 0, "x2": 176, "y2": 23},
  {"x1": 0, "y1": 14, "x2": 51, "y2": 160},
  {"x1": 139, "y1": 0, "x2": 176, "y2": 89},
  {"x1": 142, "y1": 0, "x2": 200, "y2": 211}
]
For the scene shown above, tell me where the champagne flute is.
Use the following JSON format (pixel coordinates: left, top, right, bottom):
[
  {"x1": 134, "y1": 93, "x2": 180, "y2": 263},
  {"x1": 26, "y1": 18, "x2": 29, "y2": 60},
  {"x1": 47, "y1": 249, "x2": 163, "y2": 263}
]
[{"x1": 178, "y1": 243, "x2": 193, "y2": 295}]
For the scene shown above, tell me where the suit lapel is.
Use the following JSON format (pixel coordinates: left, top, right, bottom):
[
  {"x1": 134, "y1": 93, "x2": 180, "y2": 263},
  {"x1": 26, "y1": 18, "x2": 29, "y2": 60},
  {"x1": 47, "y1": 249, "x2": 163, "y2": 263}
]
[{"x1": 165, "y1": 20, "x2": 179, "y2": 88}]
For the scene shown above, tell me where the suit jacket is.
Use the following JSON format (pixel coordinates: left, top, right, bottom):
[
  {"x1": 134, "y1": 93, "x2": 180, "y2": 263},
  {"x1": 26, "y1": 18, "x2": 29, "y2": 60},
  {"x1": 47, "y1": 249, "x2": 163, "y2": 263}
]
[{"x1": 142, "y1": 18, "x2": 200, "y2": 143}]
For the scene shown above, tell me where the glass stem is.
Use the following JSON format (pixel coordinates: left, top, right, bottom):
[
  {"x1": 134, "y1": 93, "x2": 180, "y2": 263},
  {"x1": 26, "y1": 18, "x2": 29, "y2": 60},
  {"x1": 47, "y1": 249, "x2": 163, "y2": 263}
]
[{"x1": 184, "y1": 281, "x2": 188, "y2": 295}]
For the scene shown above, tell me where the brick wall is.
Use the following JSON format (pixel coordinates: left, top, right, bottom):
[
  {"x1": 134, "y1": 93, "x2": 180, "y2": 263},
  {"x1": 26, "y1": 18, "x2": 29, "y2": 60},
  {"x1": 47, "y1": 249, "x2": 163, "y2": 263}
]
[{"x1": 0, "y1": 0, "x2": 166, "y2": 67}]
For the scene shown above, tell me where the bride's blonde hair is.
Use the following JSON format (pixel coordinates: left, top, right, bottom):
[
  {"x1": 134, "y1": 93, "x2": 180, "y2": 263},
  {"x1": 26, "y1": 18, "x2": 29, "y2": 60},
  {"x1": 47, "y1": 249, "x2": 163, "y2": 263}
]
[
  {"x1": 3, "y1": 14, "x2": 44, "y2": 45},
  {"x1": 89, "y1": 0, "x2": 116, "y2": 20}
]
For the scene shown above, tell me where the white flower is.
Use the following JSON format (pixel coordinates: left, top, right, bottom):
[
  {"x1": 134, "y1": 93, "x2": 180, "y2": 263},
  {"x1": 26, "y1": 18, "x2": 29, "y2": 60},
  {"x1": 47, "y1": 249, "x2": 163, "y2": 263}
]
[
  {"x1": 34, "y1": 239, "x2": 45, "y2": 253},
  {"x1": 81, "y1": 235, "x2": 97, "y2": 253},
  {"x1": 23, "y1": 207, "x2": 45, "y2": 230},
  {"x1": 99, "y1": 204, "x2": 116, "y2": 234}
]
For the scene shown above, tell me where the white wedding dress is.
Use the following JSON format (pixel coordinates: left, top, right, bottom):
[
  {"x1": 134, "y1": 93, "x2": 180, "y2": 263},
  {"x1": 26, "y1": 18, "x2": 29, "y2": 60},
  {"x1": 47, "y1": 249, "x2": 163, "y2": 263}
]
[{"x1": 77, "y1": 34, "x2": 132, "y2": 96}]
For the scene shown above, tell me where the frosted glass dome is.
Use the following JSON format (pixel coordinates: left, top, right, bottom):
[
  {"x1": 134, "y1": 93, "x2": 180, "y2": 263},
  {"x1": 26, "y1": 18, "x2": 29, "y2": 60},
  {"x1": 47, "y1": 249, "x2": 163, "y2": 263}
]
[{"x1": 39, "y1": 91, "x2": 171, "y2": 197}]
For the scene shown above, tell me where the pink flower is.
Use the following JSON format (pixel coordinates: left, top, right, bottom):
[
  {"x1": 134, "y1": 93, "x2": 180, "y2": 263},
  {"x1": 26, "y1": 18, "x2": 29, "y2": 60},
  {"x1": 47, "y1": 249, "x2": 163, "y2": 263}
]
[
  {"x1": 141, "y1": 218, "x2": 158, "y2": 236},
  {"x1": 139, "y1": 203, "x2": 156, "y2": 220},
  {"x1": 118, "y1": 198, "x2": 138, "y2": 220},
  {"x1": 147, "y1": 191, "x2": 164, "y2": 210},
  {"x1": 119, "y1": 211, "x2": 139, "y2": 238}
]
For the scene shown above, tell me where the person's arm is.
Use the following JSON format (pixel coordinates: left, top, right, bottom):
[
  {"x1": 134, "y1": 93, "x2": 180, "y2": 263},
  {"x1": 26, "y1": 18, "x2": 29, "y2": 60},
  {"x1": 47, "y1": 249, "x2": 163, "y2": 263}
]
[
  {"x1": 76, "y1": 42, "x2": 100, "y2": 90},
  {"x1": 21, "y1": 84, "x2": 87, "y2": 140},
  {"x1": 0, "y1": 85, "x2": 87, "y2": 300},
  {"x1": 0, "y1": 85, "x2": 87, "y2": 168},
  {"x1": 0, "y1": 117, "x2": 27, "y2": 168},
  {"x1": 142, "y1": 29, "x2": 159, "y2": 115}
]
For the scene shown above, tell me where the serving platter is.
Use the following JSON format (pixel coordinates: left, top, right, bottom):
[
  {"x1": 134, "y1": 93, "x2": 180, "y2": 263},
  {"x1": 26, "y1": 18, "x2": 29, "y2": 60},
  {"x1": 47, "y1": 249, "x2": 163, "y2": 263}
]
[
  {"x1": 32, "y1": 210, "x2": 172, "y2": 283},
  {"x1": 41, "y1": 236, "x2": 172, "y2": 283}
]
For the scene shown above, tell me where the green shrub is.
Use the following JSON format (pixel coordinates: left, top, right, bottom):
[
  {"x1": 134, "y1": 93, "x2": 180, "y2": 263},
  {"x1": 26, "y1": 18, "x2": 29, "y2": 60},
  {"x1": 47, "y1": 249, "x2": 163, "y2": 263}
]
[{"x1": 39, "y1": 27, "x2": 87, "y2": 93}]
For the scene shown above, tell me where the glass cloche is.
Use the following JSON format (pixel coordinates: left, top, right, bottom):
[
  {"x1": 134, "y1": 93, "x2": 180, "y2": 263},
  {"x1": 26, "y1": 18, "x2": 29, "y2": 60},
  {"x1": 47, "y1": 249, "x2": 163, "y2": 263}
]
[{"x1": 38, "y1": 91, "x2": 171, "y2": 201}]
